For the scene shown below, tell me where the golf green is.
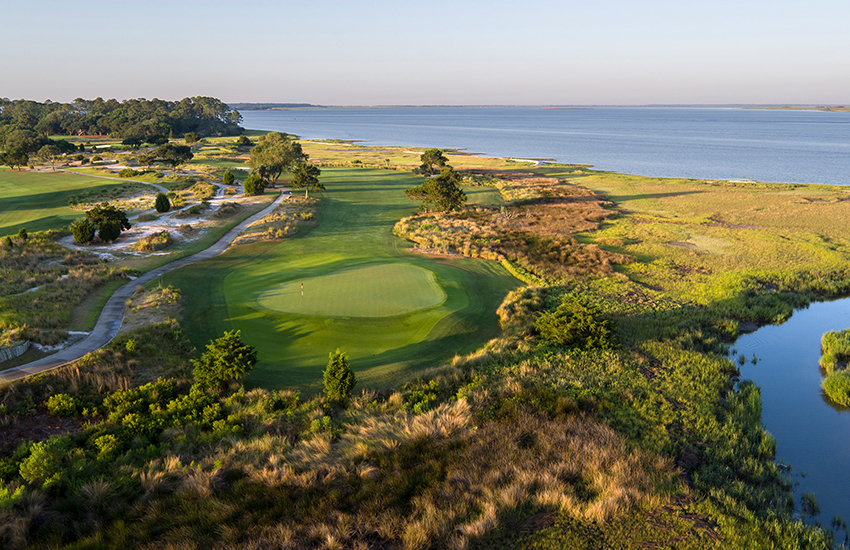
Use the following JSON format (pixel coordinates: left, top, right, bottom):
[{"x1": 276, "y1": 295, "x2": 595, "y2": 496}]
[
  {"x1": 257, "y1": 263, "x2": 446, "y2": 317},
  {"x1": 162, "y1": 168, "x2": 521, "y2": 394}
]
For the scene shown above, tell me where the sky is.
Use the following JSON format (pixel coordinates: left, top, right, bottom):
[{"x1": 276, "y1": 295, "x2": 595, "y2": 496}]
[{"x1": 2, "y1": 0, "x2": 849, "y2": 105}]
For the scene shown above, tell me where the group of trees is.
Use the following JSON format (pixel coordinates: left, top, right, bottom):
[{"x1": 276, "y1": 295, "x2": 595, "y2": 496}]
[
  {"x1": 405, "y1": 148, "x2": 467, "y2": 211},
  {"x1": 138, "y1": 143, "x2": 194, "y2": 168},
  {"x1": 71, "y1": 203, "x2": 131, "y2": 244},
  {"x1": 0, "y1": 96, "x2": 243, "y2": 141},
  {"x1": 246, "y1": 132, "x2": 324, "y2": 197}
]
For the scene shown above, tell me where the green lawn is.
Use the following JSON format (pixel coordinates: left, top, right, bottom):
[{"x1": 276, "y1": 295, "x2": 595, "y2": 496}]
[
  {"x1": 163, "y1": 168, "x2": 521, "y2": 393},
  {"x1": 0, "y1": 169, "x2": 125, "y2": 235}
]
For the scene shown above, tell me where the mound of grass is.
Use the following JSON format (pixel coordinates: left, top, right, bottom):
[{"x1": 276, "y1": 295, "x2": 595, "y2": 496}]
[
  {"x1": 819, "y1": 328, "x2": 850, "y2": 373},
  {"x1": 822, "y1": 371, "x2": 850, "y2": 406}
]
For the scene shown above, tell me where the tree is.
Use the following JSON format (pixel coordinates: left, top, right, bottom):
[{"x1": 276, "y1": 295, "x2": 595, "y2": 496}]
[
  {"x1": 122, "y1": 136, "x2": 143, "y2": 149},
  {"x1": 37, "y1": 144, "x2": 61, "y2": 171},
  {"x1": 419, "y1": 148, "x2": 448, "y2": 176},
  {"x1": 70, "y1": 218, "x2": 95, "y2": 244},
  {"x1": 154, "y1": 192, "x2": 171, "y2": 213},
  {"x1": 1, "y1": 148, "x2": 29, "y2": 171},
  {"x1": 17, "y1": 227, "x2": 27, "y2": 241},
  {"x1": 85, "y1": 203, "x2": 131, "y2": 242},
  {"x1": 323, "y1": 349, "x2": 355, "y2": 403},
  {"x1": 290, "y1": 161, "x2": 323, "y2": 198},
  {"x1": 404, "y1": 166, "x2": 467, "y2": 212},
  {"x1": 192, "y1": 330, "x2": 258, "y2": 392},
  {"x1": 140, "y1": 143, "x2": 193, "y2": 168},
  {"x1": 222, "y1": 169, "x2": 235, "y2": 186},
  {"x1": 235, "y1": 135, "x2": 252, "y2": 147},
  {"x1": 243, "y1": 172, "x2": 265, "y2": 196},
  {"x1": 248, "y1": 132, "x2": 306, "y2": 184},
  {"x1": 184, "y1": 132, "x2": 201, "y2": 144}
]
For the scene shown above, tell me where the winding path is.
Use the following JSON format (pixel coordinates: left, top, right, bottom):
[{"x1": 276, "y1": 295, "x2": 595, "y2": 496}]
[{"x1": 0, "y1": 190, "x2": 289, "y2": 383}]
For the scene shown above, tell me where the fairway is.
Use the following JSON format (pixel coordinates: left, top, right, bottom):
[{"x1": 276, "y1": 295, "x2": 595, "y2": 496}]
[
  {"x1": 163, "y1": 168, "x2": 521, "y2": 393},
  {"x1": 0, "y1": 169, "x2": 128, "y2": 235},
  {"x1": 258, "y1": 263, "x2": 445, "y2": 317}
]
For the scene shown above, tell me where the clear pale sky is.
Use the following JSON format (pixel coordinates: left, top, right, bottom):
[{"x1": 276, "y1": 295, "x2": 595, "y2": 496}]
[{"x1": 3, "y1": 0, "x2": 848, "y2": 105}]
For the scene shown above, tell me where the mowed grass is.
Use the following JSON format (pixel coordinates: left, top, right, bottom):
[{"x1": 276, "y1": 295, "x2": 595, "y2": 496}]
[
  {"x1": 163, "y1": 168, "x2": 520, "y2": 393},
  {"x1": 0, "y1": 168, "x2": 125, "y2": 235},
  {"x1": 258, "y1": 263, "x2": 446, "y2": 317}
]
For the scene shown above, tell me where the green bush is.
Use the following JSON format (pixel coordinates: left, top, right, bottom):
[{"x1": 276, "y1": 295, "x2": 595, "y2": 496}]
[
  {"x1": 19, "y1": 437, "x2": 71, "y2": 489},
  {"x1": 822, "y1": 371, "x2": 850, "y2": 407},
  {"x1": 154, "y1": 192, "x2": 171, "y2": 213},
  {"x1": 118, "y1": 168, "x2": 137, "y2": 178},
  {"x1": 222, "y1": 169, "x2": 235, "y2": 186},
  {"x1": 243, "y1": 173, "x2": 265, "y2": 196},
  {"x1": 94, "y1": 434, "x2": 121, "y2": 461},
  {"x1": 323, "y1": 349, "x2": 356, "y2": 403},
  {"x1": 16, "y1": 227, "x2": 27, "y2": 241},
  {"x1": 98, "y1": 219, "x2": 122, "y2": 242},
  {"x1": 192, "y1": 330, "x2": 258, "y2": 392},
  {"x1": 535, "y1": 295, "x2": 615, "y2": 350},
  {"x1": 3, "y1": 235, "x2": 12, "y2": 247},
  {"x1": 46, "y1": 394, "x2": 79, "y2": 417},
  {"x1": 70, "y1": 217, "x2": 96, "y2": 244}
]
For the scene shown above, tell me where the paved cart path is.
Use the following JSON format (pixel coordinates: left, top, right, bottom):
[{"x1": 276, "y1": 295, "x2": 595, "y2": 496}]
[{"x1": 0, "y1": 190, "x2": 288, "y2": 384}]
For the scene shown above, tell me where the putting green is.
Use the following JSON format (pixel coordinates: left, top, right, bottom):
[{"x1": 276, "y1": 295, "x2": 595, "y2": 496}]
[
  {"x1": 257, "y1": 263, "x2": 445, "y2": 317},
  {"x1": 163, "y1": 168, "x2": 521, "y2": 393}
]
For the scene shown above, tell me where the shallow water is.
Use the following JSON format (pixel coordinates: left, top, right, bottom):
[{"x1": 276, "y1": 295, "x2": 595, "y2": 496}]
[
  {"x1": 241, "y1": 106, "x2": 850, "y2": 185},
  {"x1": 735, "y1": 299, "x2": 850, "y2": 526}
]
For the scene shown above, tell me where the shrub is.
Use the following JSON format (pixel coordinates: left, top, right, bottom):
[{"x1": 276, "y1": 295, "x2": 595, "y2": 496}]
[
  {"x1": 243, "y1": 173, "x2": 265, "y2": 196},
  {"x1": 98, "y1": 219, "x2": 122, "y2": 242},
  {"x1": 46, "y1": 394, "x2": 79, "y2": 417},
  {"x1": 192, "y1": 330, "x2": 258, "y2": 392},
  {"x1": 535, "y1": 295, "x2": 615, "y2": 349},
  {"x1": 16, "y1": 227, "x2": 27, "y2": 241},
  {"x1": 235, "y1": 135, "x2": 251, "y2": 146},
  {"x1": 154, "y1": 192, "x2": 171, "y2": 213},
  {"x1": 823, "y1": 371, "x2": 850, "y2": 407},
  {"x1": 323, "y1": 349, "x2": 356, "y2": 403},
  {"x1": 184, "y1": 132, "x2": 200, "y2": 144},
  {"x1": 19, "y1": 437, "x2": 71, "y2": 489},
  {"x1": 118, "y1": 168, "x2": 137, "y2": 178},
  {"x1": 92, "y1": 155, "x2": 103, "y2": 162},
  {"x1": 94, "y1": 434, "x2": 121, "y2": 461},
  {"x1": 222, "y1": 169, "x2": 235, "y2": 186},
  {"x1": 70, "y1": 218, "x2": 96, "y2": 244},
  {"x1": 3, "y1": 236, "x2": 12, "y2": 247}
]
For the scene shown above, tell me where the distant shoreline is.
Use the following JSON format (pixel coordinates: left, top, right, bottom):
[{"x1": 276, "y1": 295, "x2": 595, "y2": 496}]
[{"x1": 231, "y1": 103, "x2": 850, "y2": 111}]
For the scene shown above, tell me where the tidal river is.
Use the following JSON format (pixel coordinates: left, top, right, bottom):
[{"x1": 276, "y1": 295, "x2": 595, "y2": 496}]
[{"x1": 734, "y1": 299, "x2": 850, "y2": 528}]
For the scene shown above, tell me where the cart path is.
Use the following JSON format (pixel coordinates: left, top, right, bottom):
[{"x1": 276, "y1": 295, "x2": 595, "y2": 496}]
[{"x1": 0, "y1": 190, "x2": 289, "y2": 384}]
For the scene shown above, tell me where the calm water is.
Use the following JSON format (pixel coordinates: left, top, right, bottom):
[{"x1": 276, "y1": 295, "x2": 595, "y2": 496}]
[
  {"x1": 241, "y1": 107, "x2": 850, "y2": 185},
  {"x1": 735, "y1": 302, "x2": 850, "y2": 527}
]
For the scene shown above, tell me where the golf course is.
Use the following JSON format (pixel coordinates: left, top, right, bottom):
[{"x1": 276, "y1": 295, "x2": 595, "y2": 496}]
[{"x1": 161, "y1": 167, "x2": 521, "y2": 392}]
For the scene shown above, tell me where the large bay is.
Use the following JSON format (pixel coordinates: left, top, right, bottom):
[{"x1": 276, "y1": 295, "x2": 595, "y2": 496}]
[{"x1": 241, "y1": 107, "x2": 850, "y2": 185}]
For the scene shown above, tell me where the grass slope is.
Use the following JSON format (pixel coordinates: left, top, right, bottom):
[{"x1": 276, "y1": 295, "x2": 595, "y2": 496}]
[
  {"x1": 163, "y1": 168, "x2": 520, "y2": 393},
  {"x1": 0, "y1": 168, "x2": 125, "y2": 235}
]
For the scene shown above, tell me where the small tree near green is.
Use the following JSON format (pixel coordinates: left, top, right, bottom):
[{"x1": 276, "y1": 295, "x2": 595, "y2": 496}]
[
  {"x1": 3, "y1": 236, "x2": 12, "y2": 247},
  {"x1": 290, "y1": 161, "x2": 323, "y2": 198},
  {"x1": 243, "y1": 172, "x2": 265, "y2": 196},
  {"x1": 16, "y1": 227, "x2": 28, "y2": 242},
  {"x1": 184, "y1": 132, "x2": 201, "y2": 144},
  {"x1": 222, "y1": 169, "x2": 235, "y2": 186},
  {"x1": 404, "y1": 166, "x2": 467, "y2": 212},
  {"x1": 70, "y1": 218, "x2": 96, "y2": 244},
  {"x1": 323, "y1": 349, "x2": 356, "y2": 403},
  {"x1": 154, "y1": 192, "x2": 171, "y2": 213},
  {"x1": 192, "y1": 330, "x2": 258, "y2": 392}
]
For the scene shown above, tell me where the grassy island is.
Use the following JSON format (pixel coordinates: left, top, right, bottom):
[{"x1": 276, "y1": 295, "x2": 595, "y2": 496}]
[
  {"x1": 2, "y1": 108, "x2": 849, "y2": 548},
  {"x1": 820, "y1": 329, "x2": 850, "y2": 406}
]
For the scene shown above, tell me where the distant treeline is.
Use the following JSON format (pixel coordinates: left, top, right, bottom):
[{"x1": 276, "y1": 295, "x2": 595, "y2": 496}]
[
  {"x1": 0, "y1": 96, "x2": 244, "y2": 153},
  {"x1": 229, "y1": 103, "x2": 322, "y2": 110}
]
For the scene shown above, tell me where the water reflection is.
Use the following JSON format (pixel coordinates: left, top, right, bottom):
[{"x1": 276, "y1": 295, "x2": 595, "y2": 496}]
[{"x1": 733, "y1": 299, "x2": 850, "y2": 528}]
